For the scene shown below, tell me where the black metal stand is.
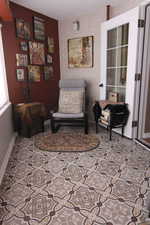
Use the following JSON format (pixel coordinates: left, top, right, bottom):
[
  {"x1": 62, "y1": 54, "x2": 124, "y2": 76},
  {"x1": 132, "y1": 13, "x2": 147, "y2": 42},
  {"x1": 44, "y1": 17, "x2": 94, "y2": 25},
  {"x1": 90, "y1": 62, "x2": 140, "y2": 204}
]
[{"x1": 92, "y1": 102, "x2": 129, "y2": 140}]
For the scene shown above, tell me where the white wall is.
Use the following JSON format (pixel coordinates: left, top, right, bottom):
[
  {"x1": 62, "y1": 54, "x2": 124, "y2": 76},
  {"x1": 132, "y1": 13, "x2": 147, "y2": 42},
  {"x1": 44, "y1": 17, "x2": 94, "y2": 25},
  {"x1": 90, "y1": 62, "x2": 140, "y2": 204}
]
[
  {"x1": 0, "y1": 105, "x2": 15, "y2": 182},
  {"x1": 58, "y1": 0, "x2": 146, "y2": 119},
  {"x1": 112, "y1": 0, "x2": 146, "y2": 16},
  {"x1": 59, "y1": 10, "x2": 106, "y2": 110}
]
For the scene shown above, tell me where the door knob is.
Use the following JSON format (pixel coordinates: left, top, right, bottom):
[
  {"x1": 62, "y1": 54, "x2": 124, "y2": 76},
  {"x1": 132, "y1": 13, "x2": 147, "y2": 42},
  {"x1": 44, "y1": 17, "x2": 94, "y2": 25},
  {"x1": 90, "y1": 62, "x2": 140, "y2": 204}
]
[{"x1": 99, "y1": 83, "x2": 104, "y2": 87}]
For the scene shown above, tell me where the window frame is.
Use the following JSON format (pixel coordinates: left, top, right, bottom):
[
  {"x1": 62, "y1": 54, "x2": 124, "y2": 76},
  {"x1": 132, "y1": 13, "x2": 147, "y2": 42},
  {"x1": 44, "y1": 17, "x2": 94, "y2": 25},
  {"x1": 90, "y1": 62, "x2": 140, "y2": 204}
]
[{"x1": 0, "y1": 23, "x2": 10, "y2": 113}]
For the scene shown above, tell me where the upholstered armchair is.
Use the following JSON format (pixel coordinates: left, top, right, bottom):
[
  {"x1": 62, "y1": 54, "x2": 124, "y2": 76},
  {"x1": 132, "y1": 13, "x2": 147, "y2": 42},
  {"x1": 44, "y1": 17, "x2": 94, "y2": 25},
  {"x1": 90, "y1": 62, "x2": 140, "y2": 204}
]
[{"x1": 51, "y1": 79, "x2": 88, "y2": 134}]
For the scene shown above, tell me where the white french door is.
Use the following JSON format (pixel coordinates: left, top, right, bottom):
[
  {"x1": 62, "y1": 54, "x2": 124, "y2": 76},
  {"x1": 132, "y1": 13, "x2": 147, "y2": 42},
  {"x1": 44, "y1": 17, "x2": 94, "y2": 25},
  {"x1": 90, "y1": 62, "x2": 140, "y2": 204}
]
[{"x1": 100, "y1": 7, "x2": 141, "y2": 139}]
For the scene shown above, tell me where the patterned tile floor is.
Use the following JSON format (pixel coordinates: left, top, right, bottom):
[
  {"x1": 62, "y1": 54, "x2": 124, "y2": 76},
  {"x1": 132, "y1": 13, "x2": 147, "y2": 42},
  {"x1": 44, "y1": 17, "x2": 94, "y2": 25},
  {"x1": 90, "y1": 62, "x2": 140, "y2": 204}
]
[{"x1": 0, "y1": 126, "x2": 150, "y2": 225}]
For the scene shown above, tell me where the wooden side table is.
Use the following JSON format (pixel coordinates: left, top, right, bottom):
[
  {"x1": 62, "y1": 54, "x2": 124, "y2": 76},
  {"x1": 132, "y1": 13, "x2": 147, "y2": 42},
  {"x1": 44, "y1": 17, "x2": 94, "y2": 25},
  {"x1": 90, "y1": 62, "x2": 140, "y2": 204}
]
[{"x1": 13, "y1": 102, "x2": 47, "y2": 138}]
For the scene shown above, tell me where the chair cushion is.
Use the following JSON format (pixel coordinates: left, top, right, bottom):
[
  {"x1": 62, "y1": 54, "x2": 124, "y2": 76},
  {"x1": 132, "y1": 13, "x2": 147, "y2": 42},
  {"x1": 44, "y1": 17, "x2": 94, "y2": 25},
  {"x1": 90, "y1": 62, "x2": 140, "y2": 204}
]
[
  {"x1": 58, "y1": 90, "x2": 84, "y2": 114},
  {"x1": 53, "y1": 112, "x2": 84, "y2": 118}
]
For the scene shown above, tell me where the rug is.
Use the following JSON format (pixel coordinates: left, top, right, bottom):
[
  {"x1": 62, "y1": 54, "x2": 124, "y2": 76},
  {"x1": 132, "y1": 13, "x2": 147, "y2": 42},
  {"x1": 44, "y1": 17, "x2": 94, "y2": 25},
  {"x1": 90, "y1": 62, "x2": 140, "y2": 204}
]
[{"x1": 35, "y1": 132, "x2": 100, "y2": 152}]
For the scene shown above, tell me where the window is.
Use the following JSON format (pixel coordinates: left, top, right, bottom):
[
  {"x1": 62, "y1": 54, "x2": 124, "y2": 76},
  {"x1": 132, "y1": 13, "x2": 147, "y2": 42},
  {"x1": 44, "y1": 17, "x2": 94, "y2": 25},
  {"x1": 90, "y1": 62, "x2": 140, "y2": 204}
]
[{"x1": 0, "y1": 24, "x2": 9, "y2": 109}]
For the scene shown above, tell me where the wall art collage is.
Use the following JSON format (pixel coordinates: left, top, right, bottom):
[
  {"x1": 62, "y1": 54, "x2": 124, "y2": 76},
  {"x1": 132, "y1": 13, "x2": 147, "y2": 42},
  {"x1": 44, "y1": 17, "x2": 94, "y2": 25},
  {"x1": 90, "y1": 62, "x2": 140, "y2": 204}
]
[{"x1": 16, "y1": 17, "x2": 54, "y2": 82}]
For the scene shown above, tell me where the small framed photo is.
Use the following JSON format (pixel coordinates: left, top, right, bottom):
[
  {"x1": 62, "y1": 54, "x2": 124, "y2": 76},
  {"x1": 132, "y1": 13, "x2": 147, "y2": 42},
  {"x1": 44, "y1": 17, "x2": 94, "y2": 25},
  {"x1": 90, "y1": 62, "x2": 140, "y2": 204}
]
[
  {"x1": 108, "y1": 92, "x2": 118, "y2": 102},
  {"x1": 48, "y1": 37, "x2": 54, "y2": 53},
  {"x1": 20, "y1": 41, "x2": 28, "y2": 51},
  {"x1": 33, "y1": 16, "x2": 45, "y2": 41},
  {"x1": 16, "y1": 69, "x2": 25, "y2": 81},
  {"x1": 16, "y1": 18, "x2": 31, "y2": 40},
  {"x1": 47, "y1": 54, "x2": 52, "y2": 64},
  {"x1": 16, "y1": 54, "x2": 28, "y2": 66},
  {"x1": 28, "y1": 65, "x2": 41, "y2": 82},
  {"x1": 44, "y1": 66, "x2": 53, "y2": 80}
]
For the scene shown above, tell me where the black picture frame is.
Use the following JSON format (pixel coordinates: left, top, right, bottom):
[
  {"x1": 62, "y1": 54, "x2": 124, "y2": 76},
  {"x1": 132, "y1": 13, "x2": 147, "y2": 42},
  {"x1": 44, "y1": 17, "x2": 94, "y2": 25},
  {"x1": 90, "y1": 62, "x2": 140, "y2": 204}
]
[
  {"x1": 33, "y1": 16, "x2": 45, "y2": 41},
  {"x1": 15, "y1": 18, "x2": 31, "y2": 40},
  {"x1": 16, "y1": 68, "x2": 25, "y2": 81}
]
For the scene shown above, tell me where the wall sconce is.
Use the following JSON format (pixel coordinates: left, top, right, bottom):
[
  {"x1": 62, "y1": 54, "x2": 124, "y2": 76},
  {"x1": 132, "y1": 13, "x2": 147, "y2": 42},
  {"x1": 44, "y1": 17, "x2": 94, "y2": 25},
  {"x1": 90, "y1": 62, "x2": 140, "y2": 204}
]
[{"x1": 73, "y1": 20, "x2": 80, "y2": 31}]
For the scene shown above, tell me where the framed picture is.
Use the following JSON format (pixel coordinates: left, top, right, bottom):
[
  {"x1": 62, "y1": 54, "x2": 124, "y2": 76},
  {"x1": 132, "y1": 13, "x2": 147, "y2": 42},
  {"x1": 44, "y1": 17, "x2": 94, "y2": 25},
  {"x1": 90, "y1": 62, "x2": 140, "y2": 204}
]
[
  {"x1": 68, "y1": 36, "x2": 93, "y2": 68},
  {"x1": 47, "y1": 54, "x2": 52, "y2": 64},
  {"x1": 48, "y1": 37, "x2": 54, "y2": 53},
  {"x1": 108, "y1": 92, "x2": 118, "y2": 102},
  {"x1": 20, "y1": 41, "x2": 28, "y2": 51},
  {"x1": 16, "y1": 54, "x2": 28, "y2": 66},
  {"x1": 28, "y1": 65, "x2": 41, "y2": 82},
  {"x1": 33, "y1": 16, "x2": 45, "y2": 41},
  {"x1": 44, "y1": 66, "x2": 53, "y2": 80},
  {"x1": 16, "y1": 18, "x2": 31, "y2": 40},
  {"x1": 29, "y1": 41, "x2": 45, "y2": 65},
  {"x1": 16, "y1": 69, "x2": 25, "y2": 81}
]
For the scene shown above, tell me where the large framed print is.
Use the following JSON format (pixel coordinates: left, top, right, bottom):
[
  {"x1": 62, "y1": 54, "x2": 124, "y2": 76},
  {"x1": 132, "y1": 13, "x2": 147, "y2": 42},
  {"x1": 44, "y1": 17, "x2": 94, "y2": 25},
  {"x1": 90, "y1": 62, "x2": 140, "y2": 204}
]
[
  {"x1": 68, "y1": 36, "x2": 93, "y2": 68},
  {"x1": 33, "y1": 16, "x2": 45, "y2": 41},
  {"x1": 29, "y1": 41, "x2": 45, "y2": 65}
]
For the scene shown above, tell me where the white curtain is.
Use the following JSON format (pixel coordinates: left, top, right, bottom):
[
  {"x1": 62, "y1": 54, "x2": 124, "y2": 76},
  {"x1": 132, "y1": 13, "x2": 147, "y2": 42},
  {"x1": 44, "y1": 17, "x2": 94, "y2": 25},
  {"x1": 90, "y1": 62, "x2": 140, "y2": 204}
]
[{"x1": 0, "y1": 24, "x2": 9, "y2": 109}]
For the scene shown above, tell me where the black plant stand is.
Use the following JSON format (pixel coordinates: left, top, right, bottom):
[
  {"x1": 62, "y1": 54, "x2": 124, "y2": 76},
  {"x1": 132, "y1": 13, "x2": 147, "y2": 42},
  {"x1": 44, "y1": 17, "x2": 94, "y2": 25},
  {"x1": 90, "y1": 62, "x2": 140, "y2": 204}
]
[{"x1": 93, "y1": 102, "x2": 129, "y2": 140}]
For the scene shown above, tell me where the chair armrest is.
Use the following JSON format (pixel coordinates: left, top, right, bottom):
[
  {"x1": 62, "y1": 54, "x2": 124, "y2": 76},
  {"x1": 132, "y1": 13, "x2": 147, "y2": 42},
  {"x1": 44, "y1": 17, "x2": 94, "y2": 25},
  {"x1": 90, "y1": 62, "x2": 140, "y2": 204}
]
[{"x1": 50, "y1": 107, "x2": 58, "y2": 118}]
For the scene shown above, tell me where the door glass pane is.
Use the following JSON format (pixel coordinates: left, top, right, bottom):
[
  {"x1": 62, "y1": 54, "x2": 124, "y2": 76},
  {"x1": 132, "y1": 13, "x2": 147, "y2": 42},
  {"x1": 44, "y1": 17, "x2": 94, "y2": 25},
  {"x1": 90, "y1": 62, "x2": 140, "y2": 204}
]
[
  {"x1": 116, "y1": 87, "x2": 126, "y2": 102},
  {"x1": 106, "y1": 87, "x2": 126, "y2": 102},
  {"x1": 118, "y1": 24, "x2": 129, "y2": 46},
  {"x1": 116, "y1": 68, "x2": 127, "y2": 86},
  {"x1": 106, "y1": 86, "x2": 116, "y2": 99},
  {"x1": 107, "y1": 49, "x2": 116, "y2": 67},
  {"x1": 117, "y1": 46, "x2": 128, "y2": 67},
  {"x1": 107, "y1": 69, "x2": 116, "y2": 85},
  {"x1": 107, "y1": 28, "x2": 117, "y2": 48}
]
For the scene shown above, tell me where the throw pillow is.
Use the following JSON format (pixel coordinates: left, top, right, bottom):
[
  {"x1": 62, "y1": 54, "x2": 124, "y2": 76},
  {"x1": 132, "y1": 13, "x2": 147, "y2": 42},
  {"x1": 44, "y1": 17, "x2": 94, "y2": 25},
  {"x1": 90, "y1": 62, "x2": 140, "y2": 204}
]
[{"x1": 58, "y1": 90, "x2": 84, "y2": 114}]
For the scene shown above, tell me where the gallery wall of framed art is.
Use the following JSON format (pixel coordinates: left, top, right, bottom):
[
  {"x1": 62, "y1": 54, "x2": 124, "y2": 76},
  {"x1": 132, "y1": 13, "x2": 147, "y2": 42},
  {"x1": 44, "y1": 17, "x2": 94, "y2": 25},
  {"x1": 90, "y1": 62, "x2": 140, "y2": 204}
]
[{"x1": 2, "y1": 1, "x2": 60, "y2": 107}]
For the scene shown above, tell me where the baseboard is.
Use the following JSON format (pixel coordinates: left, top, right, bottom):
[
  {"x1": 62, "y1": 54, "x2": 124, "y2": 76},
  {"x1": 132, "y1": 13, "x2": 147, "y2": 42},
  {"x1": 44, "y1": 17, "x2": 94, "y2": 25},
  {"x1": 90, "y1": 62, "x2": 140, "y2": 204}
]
[
  {"x1": 0, "y1": 133, "x2": 17, "y2": 184},
  {"x1": 135, "y1": 139, "x2": 150, "y2": 152}
]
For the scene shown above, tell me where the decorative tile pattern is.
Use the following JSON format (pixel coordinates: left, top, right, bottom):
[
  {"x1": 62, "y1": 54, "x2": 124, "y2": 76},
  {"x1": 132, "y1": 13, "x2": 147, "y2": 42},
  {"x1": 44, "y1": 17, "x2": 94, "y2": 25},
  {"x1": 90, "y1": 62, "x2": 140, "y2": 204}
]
[
  {"x1": 22, "y1": 193, "x2": 56, "y2": 221},
  {"x1": 0, "y1": 127, "x2": 150, "y2": 225},
  {"x1": 70, "y1": 186, "x2": 99, "y2": 210}
]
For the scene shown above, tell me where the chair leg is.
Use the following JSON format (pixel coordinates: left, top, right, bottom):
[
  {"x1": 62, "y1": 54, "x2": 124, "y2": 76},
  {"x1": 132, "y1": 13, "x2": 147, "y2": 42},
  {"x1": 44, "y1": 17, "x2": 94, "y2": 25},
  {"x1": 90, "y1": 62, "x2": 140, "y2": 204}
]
[
  {"x1": 109, "y1": 127, "x2": 112, "y2": 141},
  {"x1": 96, "y1": 119, "x2": 98, "y2": 133},
  {"x1": 85, "y1": 114, "x2": 88, "y2": 134},
  {"x1": 27, "y1": 126, "x2": 31, "y2": 138},
  {"x1": 41, "y1": 118, "x2": 44, "y2": 133},
  {"x1": 122, "y1": 126, "x2": 124, "y2": 137},
  {"x1": 51, "y1": 116, "x2": 55, "y2": 133}
]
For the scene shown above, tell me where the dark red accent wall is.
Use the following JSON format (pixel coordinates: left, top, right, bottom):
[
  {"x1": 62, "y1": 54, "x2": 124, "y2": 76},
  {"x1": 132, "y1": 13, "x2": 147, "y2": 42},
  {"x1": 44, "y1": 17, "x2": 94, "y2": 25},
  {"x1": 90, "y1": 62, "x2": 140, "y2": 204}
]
[{"x1": 2, "y1": 2, "x2": 60, "y2": 109}]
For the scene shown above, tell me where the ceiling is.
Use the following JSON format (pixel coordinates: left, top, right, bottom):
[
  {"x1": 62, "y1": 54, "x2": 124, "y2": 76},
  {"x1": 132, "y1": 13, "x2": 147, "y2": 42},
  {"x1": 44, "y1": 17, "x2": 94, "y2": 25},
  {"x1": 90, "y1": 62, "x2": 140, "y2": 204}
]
[{"x1": 11, "y1": 0, "x2": 124, "y2": 20}]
